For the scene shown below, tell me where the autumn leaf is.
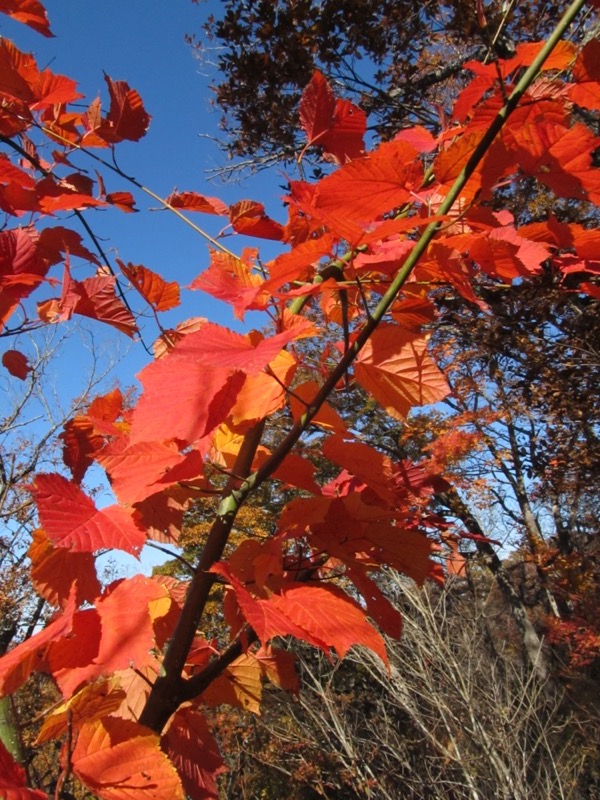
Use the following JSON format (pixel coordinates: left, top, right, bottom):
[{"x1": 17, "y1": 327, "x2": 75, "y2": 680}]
[
  {"x1": 166, "y1": 190, "x2": 228, "y2": 215},
  {"x1": 163, "y1": 706, "x2": 225, "y2": 800},
  {"x1": 2, "y1": 348, "x2": 31, "y2": 379},
  {"x1": 106, "y1": 191, "x2": 138, "y2": 212},
  {"x1": 0, "y1": 739, "x2": 47, "y2": 799},
  {"x1": 201, "y1": 652, "x2": 262, "y2": 714},
  {"x1": 0, "y1": 227, "x2": 49, "y2": 330},
  {"x1": 0, "y1": 0, "x2": 53, "y2": 36},
  {"x1": 36, "y1": 677, "x2": 126, "y2": 744},
  {"x1": 32, "y1": 473, "x2": 147, "y2": 554},
  {"x1": 300, "y1": 70, "x2": 366, "y2": 163},
  {"x1": 72, "y1": 717, "x2": 185, "y2": 800},
  {"x1": 130, "y1": 353, "x2": 245, "y2": 446},
  {"x1": 297, "y1": 139, "x2": 422, "y2": 243},
  {"x1": 119, "y1": 260, "x2": 180, "y2": 312},
  {"x1": 29, "y1": 527, "x2": 101, "y2": 607},
  {"x1": 214, "y1": 565, "x2": 388, "y2": 666},
  {"x1": 0, "y1": 584, "x2": 77, "y2": 695},
  {"x1": 570, "y1": 38, "x2": 600, "y2": 110},
  {"x1": 229, "y1": 199, "x2": 284, "y2": 241},
  {"x1": 354, "y1": 324, "x2": 449, "y2": 418},
  {"x1": 100, "y1": 73, "x2": 151, "y2": 142}
]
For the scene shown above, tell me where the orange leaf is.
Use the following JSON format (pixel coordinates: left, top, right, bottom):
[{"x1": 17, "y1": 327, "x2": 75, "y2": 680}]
[
  {"x1": 166, "y1": 190, "x2": 228, "y2": 215},
  {"x1": 201, "y1": 652, "x2": 262, "y2": 714},
  {"x1": 36, "y1": 677, "x2": 126, "y2": 744},
  {"x1": 355, "y1": 325, "x2": 449, "y2": 418},
  {"x1": 29, "y1": 528, "x2": 101, "y2": 607},
  {"x1": 119, "y1": 260, "x2": 180, "y2": 312},
  {"x1": 72, "y1": 717, "x2": 184, "y2": 800}
]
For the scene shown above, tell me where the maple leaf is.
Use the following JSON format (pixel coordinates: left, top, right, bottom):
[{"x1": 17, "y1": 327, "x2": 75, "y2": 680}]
[
  {"x1": 119, "y1": 260, "x2": 180, "y2": 312},
  {"x1": 2, "y1": 348, "x2": 31, "y2": 379},
  {"x1": 71, "y1": 717, "x2": 184, "y2": 800},
  {"x1": 32, "y1": 473, "x2": 147, "y2": 554},
  {"x1": 354, "y1": 325, "x2": 450, "y2": 418},
  {"x1": 163, "y1": 706, "x2": 225, "y2": 800},
  {"x1": 0, "y1": 739, "x2": 47, "y2": 799},
  {"x1": 0, "y1": 0, "x2": 53, "y2": 36},
  {"x1": 0, "y1": 584, "x2": 76, "y2": 695},
  {"x1": 300, "y1": 70, "x2": 366, "y2": 163}
]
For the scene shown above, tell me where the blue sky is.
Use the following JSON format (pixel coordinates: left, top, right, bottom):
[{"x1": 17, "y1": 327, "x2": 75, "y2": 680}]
[
  {"x1": 1, "y1": 1, "x2": 287, "y2": 347},
  {"x1": 1, "y1": 1, "x2": 293, "y2": 575}
]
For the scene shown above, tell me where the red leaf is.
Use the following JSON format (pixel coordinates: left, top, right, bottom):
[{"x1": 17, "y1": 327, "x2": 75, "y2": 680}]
[
  {"x1": 190, "y1": 250, "x2": 266, "y2": 321},
  {"x1": 0, "y1": 739, "x2": 47, "y2": 799},
  {"x1": 119, "y1": 260, "x2": 180, "y2": 312},
  {"x1": 100, "y1": 73, "x2": 151, "y2": 143},
  {"x1": 72, "y1": 717, "x2": 184, "y2": 800},
  {"x1": 38, "y1": 226, "x2": 100, "y2": 266},
  {"x1": 97, "y1": 438, "x2": 191, "y2": 505},
  {"x1": 167, "y1": 322, "x2": 305, "y2": 375},
  {"x1": 215, "y1": 565, "x2": 388, "y2": 665},
  {"x1": 0, "y1": 584, "x2": 76, "y2": 695},
  {"x1": 0, "y1": 227, "x2": 48, "y2": 330},
  {"x1": 61, "y1": 273, "x2": 138, "y2": 336},
  {"x1": 511, "y1": 120, "x2": 600, "y2": 203},
  {"x1": 2, "y1": 349, "x2": 31, "y2": 379},
  {"x1": 93, "y1": 576, "x2": 174, "y2": 673},
  {"x1": 166, "y1": 191, "x2": 228, "y2": 215},
  {"x1": 106, "y1": 191, "x2": 137, "y2": 212},
  {"x1": 29, "y1": 528, "x2": 101, "y2": 607},
  {"x1": 297, "y1": 140, "x2": 422, "y2": 243},
  {"x1": 570, "y1": 39, "x2": 600, "y2": 110},
  {"x1": 355, "y1": 325, "x2": 450, "y2": 418},
  {"x1": 0, "y1": 0, "x2": 53, "y2": 37},
  {"x1": 229, "y1": 200, "x2": 284, "y2": 241},
  {"x1": 32, "y1": 473, "x2": 146, "y2": 554},
  {"x1": 163, "y1": 706, "x2": 225, "y2": 800},
  {"x1": 130, "y1": 354, "x2": 244, "y2": 446},
  {"x1": 300, "y1": 71, "x2": 365, "y2": 163}
]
